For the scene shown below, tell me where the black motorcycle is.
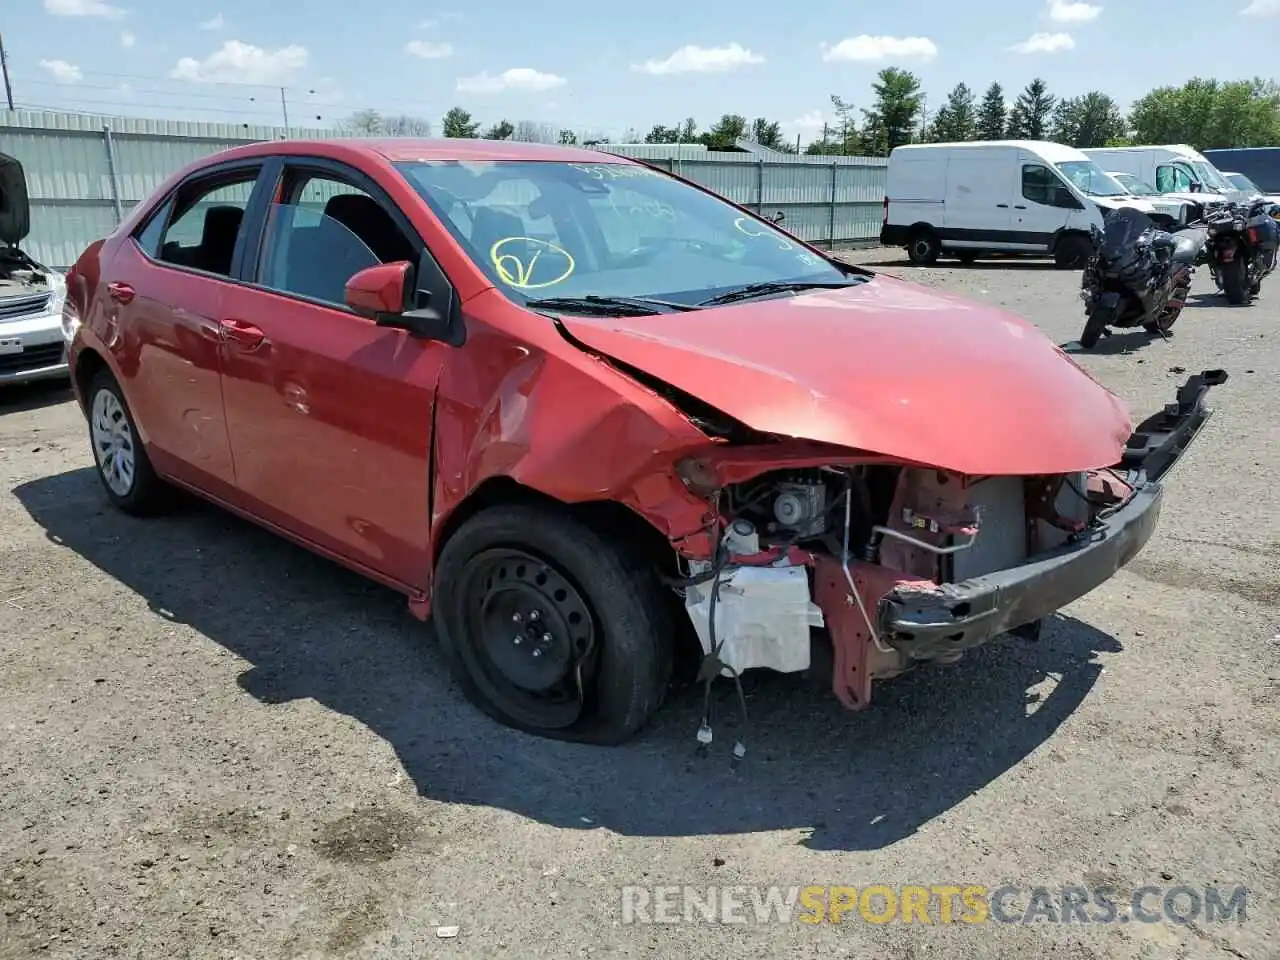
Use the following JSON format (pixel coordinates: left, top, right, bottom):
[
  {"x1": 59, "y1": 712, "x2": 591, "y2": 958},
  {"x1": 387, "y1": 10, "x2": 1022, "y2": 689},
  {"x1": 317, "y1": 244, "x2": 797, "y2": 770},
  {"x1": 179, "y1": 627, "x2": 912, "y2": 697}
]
[
  {"x1": 1204, "y1": 198, "x2": 1280, "y2": 305},
  {"x1": 1077, "y1": 206, "x2": 1201, "y2": 350}
]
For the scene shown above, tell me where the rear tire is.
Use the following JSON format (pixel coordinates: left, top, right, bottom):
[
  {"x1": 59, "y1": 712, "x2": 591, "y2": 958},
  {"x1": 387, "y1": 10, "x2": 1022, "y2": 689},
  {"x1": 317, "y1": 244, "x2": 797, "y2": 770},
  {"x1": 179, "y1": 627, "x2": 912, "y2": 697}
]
[
  {"x1": 1221, "y1": 257, "x2": 1247, "y2": 305},
  {"x1": 906, "y1": 229, "x2": 940, "y2": 265},
  {"x1": 1249, "y1": 279, "x2": 1262, "y2": 297},
  {"x1": 1054, "y1": 235, "x2": 1093, "y2": 270},
  {"x1": 432, "y1": 502, "x2": 675, "y2": 745},
  {"x1": 87, "y1": 368, "x2": 170, "y2": 516}
]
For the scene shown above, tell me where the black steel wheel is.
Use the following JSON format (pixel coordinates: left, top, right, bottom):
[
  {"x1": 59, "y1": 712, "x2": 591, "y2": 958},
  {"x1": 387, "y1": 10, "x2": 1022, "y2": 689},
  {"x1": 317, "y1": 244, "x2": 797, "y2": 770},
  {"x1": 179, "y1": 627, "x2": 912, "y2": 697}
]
[
  {"x1": 432, "y1": 502, "x2": 676, "y2": 744},
  {"x1": 458, "y1": 547, "x2": 597, "y2": 731}
]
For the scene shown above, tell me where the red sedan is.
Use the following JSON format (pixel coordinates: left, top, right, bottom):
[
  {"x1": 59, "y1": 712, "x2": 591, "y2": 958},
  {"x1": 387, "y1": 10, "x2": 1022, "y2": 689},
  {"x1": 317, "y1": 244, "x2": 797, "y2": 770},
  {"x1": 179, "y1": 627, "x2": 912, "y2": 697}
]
[{"x1": 62, "y1": 137, "x2": 1225, "y2": 745}]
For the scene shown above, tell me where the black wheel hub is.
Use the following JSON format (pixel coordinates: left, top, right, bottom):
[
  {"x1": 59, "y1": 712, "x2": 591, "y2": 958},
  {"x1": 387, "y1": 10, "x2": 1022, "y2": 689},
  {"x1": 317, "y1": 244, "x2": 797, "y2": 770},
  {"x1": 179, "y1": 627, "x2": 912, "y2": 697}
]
[{"x1": 461, "y1": 548, "x2": 596, "y2": 728}]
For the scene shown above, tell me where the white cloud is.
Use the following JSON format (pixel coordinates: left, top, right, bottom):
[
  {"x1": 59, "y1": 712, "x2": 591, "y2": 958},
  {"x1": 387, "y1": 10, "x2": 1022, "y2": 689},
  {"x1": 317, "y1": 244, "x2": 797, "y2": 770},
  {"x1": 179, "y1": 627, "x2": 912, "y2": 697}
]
[
  {"x1": 632, "y1": 43, "x2": 764, "y2": 75},
  {"x1": 822, "y1": 35, "x2": 938, "y2": 62},
  {"x1": 42, "y1": 0, "x2": 124, "y2": 17},
  {"x1": 119, "y1": 29, "x2": 135, "y2": 48},
  {"x1": 1011, "y1": 32, "x2": 1075, "y2": 53},
  {"x1": 1240, "y1": 0, "x2": 1279, "y2": 13},
  {"x1": 199, "y1": 13, "x2": 224, "y2": 30},
  {"x1": 39, "y1": 58, "x2": 83, "y2": 83},
  {"x1": 1047, "y1": 0, "x2": 1102, "y2": 21},
  {"x1": 406, "y1": 39, "x2": 453, "y2": 59},
  {"x1": 456, "y1": 68, "x2": 566, "y2": 94},
  {"x1": 170, "y1": 40, "x2": 308, "y2": 84}
]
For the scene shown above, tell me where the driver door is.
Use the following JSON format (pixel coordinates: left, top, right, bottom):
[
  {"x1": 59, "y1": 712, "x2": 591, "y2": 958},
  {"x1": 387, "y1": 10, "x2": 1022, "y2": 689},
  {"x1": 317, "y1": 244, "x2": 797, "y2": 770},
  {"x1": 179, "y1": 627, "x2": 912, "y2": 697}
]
[{"x1": 217, "y1": 158, "x2": 449, "y2": 588}]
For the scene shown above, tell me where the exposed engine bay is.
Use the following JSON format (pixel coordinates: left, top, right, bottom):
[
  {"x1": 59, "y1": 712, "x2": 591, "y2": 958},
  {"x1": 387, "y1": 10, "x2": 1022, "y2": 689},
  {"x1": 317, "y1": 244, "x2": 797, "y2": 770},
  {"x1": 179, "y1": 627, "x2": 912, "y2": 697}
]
[
  {"x1": 679, "y1": 461, "x2": 1137, "y2": 709},
  {"x1": 0, "y1": 245, "x2": 54, "y2": 300}
]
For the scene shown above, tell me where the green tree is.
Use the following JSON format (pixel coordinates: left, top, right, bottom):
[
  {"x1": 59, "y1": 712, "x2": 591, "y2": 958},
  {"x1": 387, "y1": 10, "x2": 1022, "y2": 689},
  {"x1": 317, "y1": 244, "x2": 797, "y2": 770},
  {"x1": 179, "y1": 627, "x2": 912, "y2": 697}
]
[
  {"x1": 482, "y1": 119, "x2": 515, "y2": 140},
  {"x1": 976, "y1": 82, "x2": 1007, "y2": 140},
  {"x1": 1050, "y1": 92, "x2": 1126, "y2": 148},
  {"x1": 748, "y1": 117, "x2": 785, "y2": 149},
  {"x1": 928, "y1": 82, "x2": 978, "y2": 142},
  {"x1": 1006, "y1": 78, "x2": 1056, "y2": 139},
  {"x1": 644, "y1": 123, "x2": 681, "y2": 143},
  {"x1": 441, "y1": 106, "x2": 479, "y2": 138},
  {"x1": 698, "y1": 114, "x2": 748, "y2": 150},
  {"x1": 860, "y1": 67, "x2": 926, "y2": 155},
  {"x1": 829, "y1": 94, "x2": 861, "y2": 154},
  {"x1": 1128, "y1": 77, "x2": 1280, "y2": 148}
]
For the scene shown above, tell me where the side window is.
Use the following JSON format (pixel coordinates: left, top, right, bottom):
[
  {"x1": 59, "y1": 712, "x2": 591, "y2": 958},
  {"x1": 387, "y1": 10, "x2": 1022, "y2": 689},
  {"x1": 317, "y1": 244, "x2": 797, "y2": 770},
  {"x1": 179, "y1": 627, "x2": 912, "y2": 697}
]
[
  {"x1": 254, "y1": 173, "x2": 417, "y2": 308},
  {"x1": 134, "y1": 196, "x2": 173, "y2": 258},
  {"x1": 152, "y1": 173, "x2": 259, "y2": 277},
  {"x1": 1021, "y1": 164, "x2": 1077, "y2": 208},
  {"x1": 1156, "y1": 164, "x2": 1193, "y2": 192}
]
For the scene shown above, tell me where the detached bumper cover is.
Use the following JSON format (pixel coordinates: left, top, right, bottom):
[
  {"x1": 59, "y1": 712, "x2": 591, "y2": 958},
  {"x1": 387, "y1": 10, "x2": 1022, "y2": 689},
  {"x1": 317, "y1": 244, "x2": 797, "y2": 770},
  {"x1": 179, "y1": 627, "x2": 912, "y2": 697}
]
[{"x1": 882, "y1": 369, "x2": 1227, "y2": 660}]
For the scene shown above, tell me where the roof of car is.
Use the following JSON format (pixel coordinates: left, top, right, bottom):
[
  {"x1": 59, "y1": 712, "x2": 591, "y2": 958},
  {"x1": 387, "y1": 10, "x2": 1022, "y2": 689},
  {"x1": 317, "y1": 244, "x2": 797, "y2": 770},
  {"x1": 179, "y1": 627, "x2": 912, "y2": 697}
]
[{"x1": 212, "y1": 137, "x2": 634, "y2": 165}]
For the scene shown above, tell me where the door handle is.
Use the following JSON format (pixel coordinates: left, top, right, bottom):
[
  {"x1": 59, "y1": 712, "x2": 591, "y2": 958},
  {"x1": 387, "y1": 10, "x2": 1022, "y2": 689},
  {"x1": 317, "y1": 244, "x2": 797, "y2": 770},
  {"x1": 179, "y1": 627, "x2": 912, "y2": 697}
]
[
  {"x1": 996, "y1": 203, "x2": 1009, "y2": 208},
  {"x1": 1014, "y1": 205, "x2": 1027, "y2": 210},
  {"x1": 106, "y1": 281, "x2": 135, "y2": 304},
  {"x1": 219, "y1": 318, "x2": 267, "y2": 350}
]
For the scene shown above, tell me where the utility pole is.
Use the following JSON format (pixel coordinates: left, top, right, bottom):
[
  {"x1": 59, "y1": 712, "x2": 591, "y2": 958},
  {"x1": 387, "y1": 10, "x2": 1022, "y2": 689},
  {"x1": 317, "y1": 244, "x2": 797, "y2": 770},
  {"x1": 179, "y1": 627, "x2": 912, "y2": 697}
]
[
  {"x1": 279, "y1": 87, "x2": 289, "y2": 129},
  {"x1": 0, "y1": 32, "x2": 14, "y2": 111}
]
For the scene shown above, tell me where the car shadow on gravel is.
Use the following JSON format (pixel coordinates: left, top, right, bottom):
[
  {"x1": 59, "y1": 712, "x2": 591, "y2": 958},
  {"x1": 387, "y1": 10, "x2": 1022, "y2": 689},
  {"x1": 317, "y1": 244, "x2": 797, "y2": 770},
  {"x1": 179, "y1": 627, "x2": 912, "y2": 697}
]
[
  {"x1": 15, "y1": 468, "x2": 1122, "y2": 853},
  {"x1": 0, "y1": 379, "x2": 74, "y2": 415}
]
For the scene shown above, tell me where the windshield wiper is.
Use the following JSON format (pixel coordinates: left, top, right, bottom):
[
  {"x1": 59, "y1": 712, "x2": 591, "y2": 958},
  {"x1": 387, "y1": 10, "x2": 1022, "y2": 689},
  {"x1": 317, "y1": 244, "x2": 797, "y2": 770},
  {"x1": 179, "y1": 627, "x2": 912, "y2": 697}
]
[
  {"x1": 696, "y1": 279, "x2": 864, "y2": 307},
  {"x1": 524, "y1": 294, "x2": 702, "y2": 315}
]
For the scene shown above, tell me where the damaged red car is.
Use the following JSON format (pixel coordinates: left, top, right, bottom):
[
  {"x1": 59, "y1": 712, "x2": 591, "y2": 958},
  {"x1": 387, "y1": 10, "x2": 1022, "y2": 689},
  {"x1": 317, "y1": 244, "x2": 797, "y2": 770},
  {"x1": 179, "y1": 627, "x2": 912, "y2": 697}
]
[{"x1": 63, "y1": 138, "x2": 1226, "y2": 744}]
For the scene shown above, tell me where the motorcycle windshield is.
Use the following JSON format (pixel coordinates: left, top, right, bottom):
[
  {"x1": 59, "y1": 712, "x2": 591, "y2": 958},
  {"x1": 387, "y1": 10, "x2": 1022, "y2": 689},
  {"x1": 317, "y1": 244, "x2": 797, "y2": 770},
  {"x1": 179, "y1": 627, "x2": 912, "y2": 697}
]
[{"x1": 1101, "y1": 206, "x2": 1153, "y2": 259}]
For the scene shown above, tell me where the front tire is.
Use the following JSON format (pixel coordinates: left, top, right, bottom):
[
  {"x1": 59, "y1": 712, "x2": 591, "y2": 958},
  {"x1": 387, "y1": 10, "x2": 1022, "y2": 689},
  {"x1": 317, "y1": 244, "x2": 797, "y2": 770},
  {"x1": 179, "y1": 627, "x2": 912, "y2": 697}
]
[
  {"x1": 1079, "y1": 307, "x2": 1109, "y2": 349},
  {"x1": 87, "y1": 368, "x2": 169, "y2": 516},
  {"x1": 432, "y1": 503, "x2": 675, "y2": 745},
  {"x1": 1221, "y1": 256, "x2": 1247, "y2": 305}
]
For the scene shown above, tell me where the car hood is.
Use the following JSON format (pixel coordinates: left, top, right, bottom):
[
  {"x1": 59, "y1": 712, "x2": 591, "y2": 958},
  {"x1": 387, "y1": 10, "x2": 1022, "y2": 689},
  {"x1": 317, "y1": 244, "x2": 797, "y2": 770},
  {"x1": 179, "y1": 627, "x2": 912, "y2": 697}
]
[
  {"x1": 559, "y1": 274, "x2": 1134, "y2": 477},
  {"x1": 0, "y1": 152, "x2": 31, "y2": 247}
]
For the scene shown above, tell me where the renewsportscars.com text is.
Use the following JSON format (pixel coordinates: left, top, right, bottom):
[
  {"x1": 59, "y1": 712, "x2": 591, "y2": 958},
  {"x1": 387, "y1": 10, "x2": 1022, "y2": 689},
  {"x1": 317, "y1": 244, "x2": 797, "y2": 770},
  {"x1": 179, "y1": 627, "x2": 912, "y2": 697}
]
[{"x1": 619, "y1": 884, "x2": 1248, "y2": 926}]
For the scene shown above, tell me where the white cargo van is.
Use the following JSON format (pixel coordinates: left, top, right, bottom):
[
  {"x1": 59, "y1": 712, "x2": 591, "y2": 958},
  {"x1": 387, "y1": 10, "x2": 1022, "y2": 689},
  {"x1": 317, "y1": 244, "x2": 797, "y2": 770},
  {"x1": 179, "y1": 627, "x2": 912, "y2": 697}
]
[
  {"x1": 880, "y1": 140, "x2": 1168, "y2": 268},
  {"x1": 1082, "y1": 145, "x2": 1241, "y2": 217}
]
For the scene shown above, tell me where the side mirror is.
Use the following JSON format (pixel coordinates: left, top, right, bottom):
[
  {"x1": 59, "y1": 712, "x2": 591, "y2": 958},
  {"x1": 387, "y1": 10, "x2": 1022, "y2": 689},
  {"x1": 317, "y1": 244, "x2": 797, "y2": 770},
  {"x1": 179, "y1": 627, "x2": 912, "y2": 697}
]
[
  {"x1": 344, "y1": 260, "x2": 453, "y2": 341},
  {"x1": 345, "y1": 261, "x2": 412, "y2": 317},
  {"x1": 1189, "y1": 182, "x2": 1202, "y2": 193}
]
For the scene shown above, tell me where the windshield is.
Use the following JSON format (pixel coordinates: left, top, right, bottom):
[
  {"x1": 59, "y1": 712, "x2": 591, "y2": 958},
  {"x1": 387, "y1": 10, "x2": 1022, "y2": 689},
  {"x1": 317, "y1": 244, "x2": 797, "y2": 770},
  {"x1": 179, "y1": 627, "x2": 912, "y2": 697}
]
[
  {"x1": 1112, "y1": 173, "x2": 1157, "y2": 196},
  {"x1": 1055, "y1": 160, "x2": 1128, "y2": 197},
  {"x1": 394, "y1": 160, "x2": 855, "y2": 308},
  {"x1": 1224, "y1": 172, "x2": 1260, "y2": 193},
  {"x1": 1101, "y1": 206, "x2": 1154, "y2": 258},
  {"x1": 1191, "y1": 161, "x2": 1232, "y2": 191}
]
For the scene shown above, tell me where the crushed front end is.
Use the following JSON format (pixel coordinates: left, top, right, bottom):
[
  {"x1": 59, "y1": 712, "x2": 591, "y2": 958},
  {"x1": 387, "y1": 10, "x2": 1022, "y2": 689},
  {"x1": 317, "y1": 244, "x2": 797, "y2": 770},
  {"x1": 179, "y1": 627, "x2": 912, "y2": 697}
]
[{"x1": 672, "y1": 369, "x2": 1227, "y2": 711}]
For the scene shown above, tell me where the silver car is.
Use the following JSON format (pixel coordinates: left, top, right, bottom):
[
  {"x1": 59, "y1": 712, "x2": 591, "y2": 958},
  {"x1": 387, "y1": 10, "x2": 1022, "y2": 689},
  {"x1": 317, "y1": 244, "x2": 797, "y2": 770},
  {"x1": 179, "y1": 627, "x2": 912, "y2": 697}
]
[{"x1": 1, "y1": 151, "x2": 70, "y2": 386}]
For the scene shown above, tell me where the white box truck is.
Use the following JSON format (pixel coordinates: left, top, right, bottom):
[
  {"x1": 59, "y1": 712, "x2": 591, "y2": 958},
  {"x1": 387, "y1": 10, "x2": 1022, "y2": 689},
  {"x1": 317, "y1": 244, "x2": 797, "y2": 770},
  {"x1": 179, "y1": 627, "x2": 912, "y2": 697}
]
[{"x1": 880, "y1": 140, "x2": 1170, "y2": 268}]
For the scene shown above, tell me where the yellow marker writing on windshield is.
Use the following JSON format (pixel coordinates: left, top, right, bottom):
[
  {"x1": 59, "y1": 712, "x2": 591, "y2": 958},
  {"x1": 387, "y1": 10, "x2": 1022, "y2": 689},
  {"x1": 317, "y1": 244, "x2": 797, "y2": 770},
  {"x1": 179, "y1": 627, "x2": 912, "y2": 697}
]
[
  {"x1": 733, "y1": 216, "x2": 793, "y2": 250},
  {"x1": 490, "y1": 237, "x2": 576, "y2": 289}
]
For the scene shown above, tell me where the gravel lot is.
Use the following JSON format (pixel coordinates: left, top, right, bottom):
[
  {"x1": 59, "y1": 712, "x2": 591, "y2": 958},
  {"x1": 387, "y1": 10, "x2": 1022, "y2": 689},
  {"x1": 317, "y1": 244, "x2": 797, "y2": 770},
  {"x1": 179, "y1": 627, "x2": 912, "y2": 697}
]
[{"x1": 2, "y1": 250, "x2": 1277, "y2": 960}]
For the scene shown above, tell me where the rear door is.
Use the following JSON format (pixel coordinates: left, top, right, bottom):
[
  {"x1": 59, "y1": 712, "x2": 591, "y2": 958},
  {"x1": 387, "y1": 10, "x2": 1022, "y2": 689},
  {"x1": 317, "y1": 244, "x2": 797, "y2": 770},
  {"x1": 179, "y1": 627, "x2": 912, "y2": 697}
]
[
  {"x1": 217, "y1": 156, "x2": 450, "y2": 588},
  {"x1": 103, "y1": 159, "x2": 269, "y2": 498},
  {"x1": 943, "y1": 151, "x2": 1012, "y2": 246}
]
